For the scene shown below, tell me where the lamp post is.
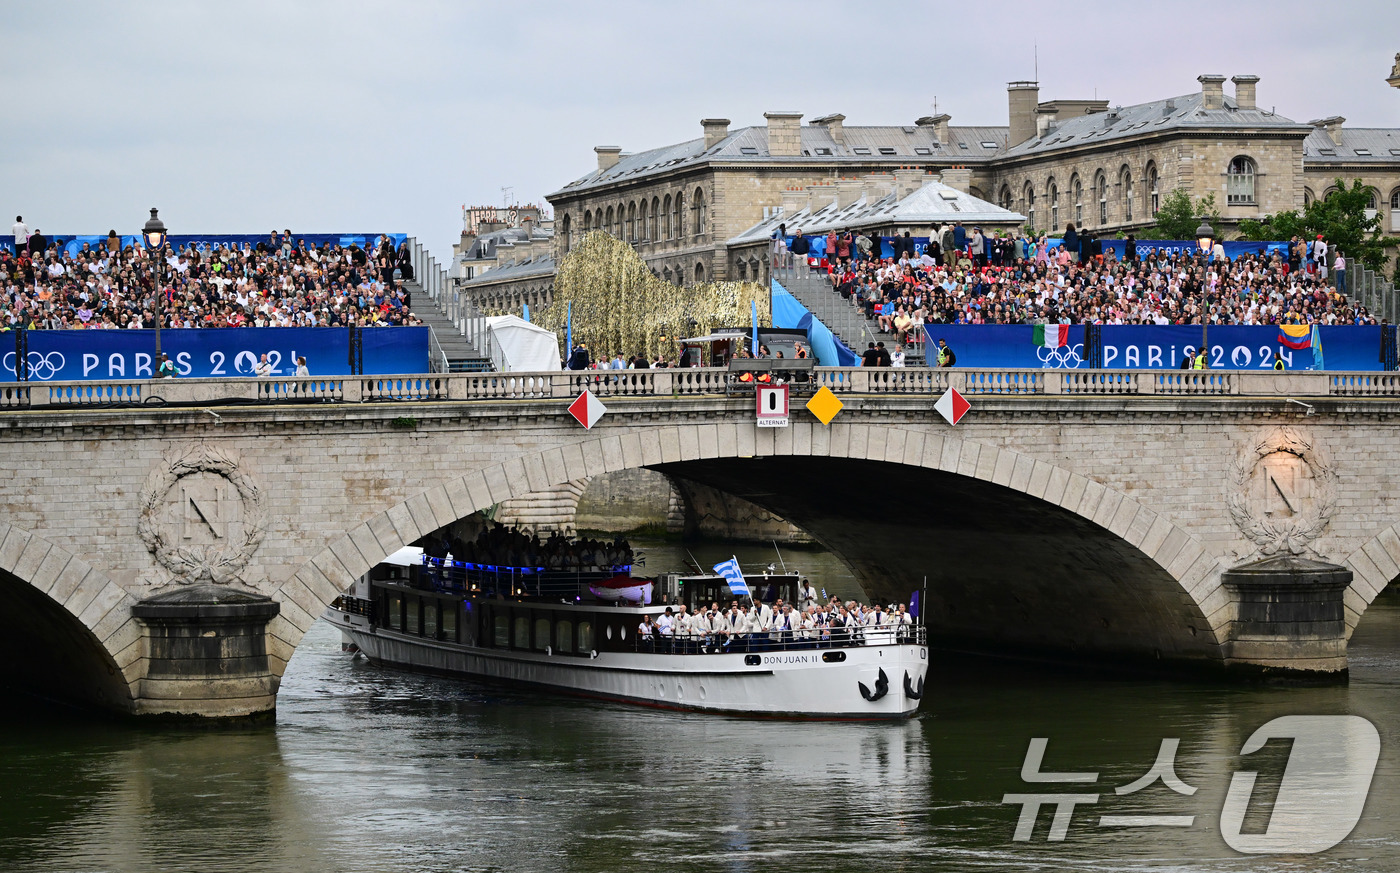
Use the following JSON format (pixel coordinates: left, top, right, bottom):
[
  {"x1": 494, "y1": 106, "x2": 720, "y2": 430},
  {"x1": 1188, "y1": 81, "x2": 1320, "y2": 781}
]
[
  {"x1": 1195, "y1": 217, "x2": 1214, "y2": 361},
  {"x1": 142, "y1": 208, "x2": 168, "y2": 363}
]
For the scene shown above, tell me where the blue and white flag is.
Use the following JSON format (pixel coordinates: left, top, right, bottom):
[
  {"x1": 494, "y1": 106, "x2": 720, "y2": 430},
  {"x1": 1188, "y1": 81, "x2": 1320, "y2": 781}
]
[
  {"x1": 713, "y1": 557, "x2": 749, "y2": 596},
  {"x1": 1311, "y1": 324, "x2": 1325, "y2": 371}
]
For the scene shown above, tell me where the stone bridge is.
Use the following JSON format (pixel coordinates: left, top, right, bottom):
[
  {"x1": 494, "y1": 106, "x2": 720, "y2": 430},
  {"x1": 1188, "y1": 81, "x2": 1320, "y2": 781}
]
[{"x1": 3, "y1": 366, "x2": 1400, "y2": 720}]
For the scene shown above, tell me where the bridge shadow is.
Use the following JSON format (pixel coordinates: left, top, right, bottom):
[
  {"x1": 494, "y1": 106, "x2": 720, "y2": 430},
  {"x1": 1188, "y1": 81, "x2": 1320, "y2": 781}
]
[{"x1": 652, "y1": 457, "x2": 1223, "y2": 668}]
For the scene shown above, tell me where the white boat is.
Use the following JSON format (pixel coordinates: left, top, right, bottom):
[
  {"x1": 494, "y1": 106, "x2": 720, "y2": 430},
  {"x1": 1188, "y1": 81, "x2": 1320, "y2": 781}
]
[{"x1": 324, "y1": 558, "x2": 928, "y2": 720}]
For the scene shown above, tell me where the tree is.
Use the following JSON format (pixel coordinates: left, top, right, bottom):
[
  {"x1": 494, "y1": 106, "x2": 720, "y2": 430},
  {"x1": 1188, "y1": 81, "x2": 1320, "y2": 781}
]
[
  {"x1": 1237, "y1": 178, "x2": 1398, "y2": 271},
  {"x1": 1147, "y1": 188, "x2": 1220, "y2": 240}
]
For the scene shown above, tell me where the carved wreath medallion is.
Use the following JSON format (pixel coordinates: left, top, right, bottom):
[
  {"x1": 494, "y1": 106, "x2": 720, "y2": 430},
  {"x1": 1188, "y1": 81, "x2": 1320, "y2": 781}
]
[
  {"x1": 137, "y1": 443, "x2": 267, "y2": 587},
  {"x1": 1226, "y1": 427, "x2": 1336, "y2": 556}
]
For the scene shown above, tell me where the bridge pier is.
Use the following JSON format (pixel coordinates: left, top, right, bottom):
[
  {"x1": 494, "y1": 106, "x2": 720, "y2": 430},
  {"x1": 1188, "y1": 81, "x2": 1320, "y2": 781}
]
[
  {"x1": 1221, "y1": 556, "x2": 1353, "y2": 679},
  {"x1": 130, "y1": 584, "x2": 281, "y2": 720}
]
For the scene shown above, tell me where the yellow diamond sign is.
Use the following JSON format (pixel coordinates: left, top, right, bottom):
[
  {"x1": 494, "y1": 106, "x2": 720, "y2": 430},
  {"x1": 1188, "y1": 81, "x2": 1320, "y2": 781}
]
[{"x1": 806, "y1": 386, "x2": 844, "y2": 425}]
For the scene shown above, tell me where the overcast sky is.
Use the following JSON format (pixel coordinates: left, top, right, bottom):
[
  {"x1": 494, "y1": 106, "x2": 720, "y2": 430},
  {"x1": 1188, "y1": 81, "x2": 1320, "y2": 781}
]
[{"x1": 4, "y1": 1, "x2": 1397, "y2": 258}]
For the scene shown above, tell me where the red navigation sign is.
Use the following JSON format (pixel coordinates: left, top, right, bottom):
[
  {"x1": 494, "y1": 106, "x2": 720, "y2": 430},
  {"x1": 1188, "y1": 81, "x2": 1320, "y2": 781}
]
[
  {"x1": 934, "y1": 387, "x2": 970, "y2": 425},
  {"x1": 568, "y1": 391, "x2": 607, "y2": 429}
]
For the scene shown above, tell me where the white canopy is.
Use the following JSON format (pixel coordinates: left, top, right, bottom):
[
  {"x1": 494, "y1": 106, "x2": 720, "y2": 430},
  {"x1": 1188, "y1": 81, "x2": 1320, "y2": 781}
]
[{"x1": 485, "y1": 315, "x2": 562, "y2": 372}]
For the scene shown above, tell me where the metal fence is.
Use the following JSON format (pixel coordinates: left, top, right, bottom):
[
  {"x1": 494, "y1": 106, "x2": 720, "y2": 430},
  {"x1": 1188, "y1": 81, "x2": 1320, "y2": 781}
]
[{"x1": 1352, "y1": 262, "x2": 1400, "y2": 326}]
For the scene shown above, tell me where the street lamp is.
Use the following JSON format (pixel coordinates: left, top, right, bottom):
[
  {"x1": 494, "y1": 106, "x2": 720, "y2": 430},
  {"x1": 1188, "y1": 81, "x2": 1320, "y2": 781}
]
[
  {"x1": 142, "y1": 208, "x2": 167, "y2": 362},
  {"x1": 1195, "y1": 218, "x2": 1214, "y2": 365}
]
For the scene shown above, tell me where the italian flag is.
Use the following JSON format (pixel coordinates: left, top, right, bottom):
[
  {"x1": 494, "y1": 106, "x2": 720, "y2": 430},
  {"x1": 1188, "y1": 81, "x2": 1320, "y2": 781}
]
[{"x1": 1034, "y1": 324, "x2": 1070, "y2": 348}]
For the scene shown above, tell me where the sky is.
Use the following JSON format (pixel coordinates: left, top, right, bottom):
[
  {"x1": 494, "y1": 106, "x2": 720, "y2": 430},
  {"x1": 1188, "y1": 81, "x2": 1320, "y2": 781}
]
[{"x1": 4, "y1": 1, "x2": 1398, "y2": 260}]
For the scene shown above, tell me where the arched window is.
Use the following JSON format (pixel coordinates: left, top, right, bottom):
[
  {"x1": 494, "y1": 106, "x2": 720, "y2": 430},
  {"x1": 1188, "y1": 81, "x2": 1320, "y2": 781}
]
[
  {"x1": 999, "y1": 186, "x2": 1012, "y2": 210},
  {"x1": 662, "y1": 266, "x2": 672, "y2": 283},
  {"x1": 1227, "y1": 156, "x2": 1256, "y2": 204},
  {"x1": 616, "y1": 203, "x2": 625, "y2": 237},
  {"x1": 1364, "y1": 188, "x2": 1379, "y2": 221},
  {"x1": 1391, "y1": 189, "x2": 1400, "y2": 233},
  {"x1": 1121, "y1": 166, "x2": 1133, "y2": 223},
  {"x1": 695, "y1": 262, "x2": 705, "y2": 283},
  {"x1": 638, "y1": 200, "x2": 648, "y2": 242},
  {"x1": 650, "y1": 196, "x2": 660, "y2": 240},
  {"x1": 1095, "y1": 171, "x2": 1108, "y2": 225},
  {"x1": 692, "y1": 188, "x2": 707, "y2": 237},
  {"x1": 1023, "y1": 182, "x2": 1035, "y2": 231},
  {"x1": 1072, "y1": 175, "x2": 1083, "y2": 224},
  {"x1": 736, "y1": 259, "x2": 747, "y2": 280},
  {"x1": 561, "y1": 213, "x2": 571, "y2": 254},
  {"x1": 1048, "y1": 179, "x2": 1059, "y2": 230},
  {"x1": 662, "y1": 195, "x2": 672, "y2": 239},
  {"x1": 604, "y1": 206, "x2": 614, "y2": 236},
  {"x1": 673, "y1": 193, "x2": 684, "y2": 238},
  {"x1": 582, "y1": 210, "x2": 592, "y2": 233},
  {"x1": 1304, "y1": 188, "x2": 1315, "y2": 207},
  {"x1": 627, "y1": 202, "x2": 637, "y2": 242},
  {"x1": 1147, "y1": 164, "x2": 1159, "y2": 215}
]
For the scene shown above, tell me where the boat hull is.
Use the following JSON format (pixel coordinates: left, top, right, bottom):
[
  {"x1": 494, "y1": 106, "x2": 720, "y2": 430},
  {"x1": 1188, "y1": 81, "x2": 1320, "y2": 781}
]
[{"x1": 332, "y1": 612, "x2": 926, "y2": 720}]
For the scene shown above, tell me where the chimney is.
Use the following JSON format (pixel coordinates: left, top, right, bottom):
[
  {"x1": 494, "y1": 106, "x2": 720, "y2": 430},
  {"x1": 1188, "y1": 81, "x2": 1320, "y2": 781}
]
[
  {"x1": 1231, "y1": 75, "x2": 1259, "y2": 111},
  {"x1": 812, "y1": 113, "x2": 846, "y2": 147},
  {"x1": 594, "y1": 146, "x2": 621, "y2": 172},
  {"x1": 764, "y1": 111, "x2": 803, "y2": 157},
  {"x1": 939, "y1": 168, "x2": 972, "y2": 194},
  {"x1": 862, "y1": 172, "x2": 896, "y2": 203},
  {"x1": 1198, "y1": 74, "x2": 1226, "y2": 110},
  {"x1": 701, "y1": 118, "x2": 730, "y2": 150},
  {"x1": 835, "y1": 177, "x2": 863, "y2": 209},
  {"x1": 1312, "y1": 116, "x2": 1346, "y2": 147},
  {"x1": 522, "y1": 216, "x2": 534, "y2": 239},
  {"x1": 915, "y1": 113, "x2": 952, "y2": 146},
  {"x1": 1036, "y1": 107, "x2": 1057, "y2": 138},
  {"x1": 805, "y1": 183, "x2": 835, "y2": 214},
  {"x1": 893, "y1": 167, "x2": 926, "y2": 199},
  {"x1": 1007, "y1": 81, "x2": 1039, "y2": 145},
  {"x1": 781, "y1": 187, "x2": 806, "y2": 217}
]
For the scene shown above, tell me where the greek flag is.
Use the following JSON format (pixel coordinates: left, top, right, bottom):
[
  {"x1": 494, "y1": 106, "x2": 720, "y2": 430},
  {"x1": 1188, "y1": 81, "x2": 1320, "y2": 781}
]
[{"x1": 713, "y1": 557, "x2": 749, "y2": 596}]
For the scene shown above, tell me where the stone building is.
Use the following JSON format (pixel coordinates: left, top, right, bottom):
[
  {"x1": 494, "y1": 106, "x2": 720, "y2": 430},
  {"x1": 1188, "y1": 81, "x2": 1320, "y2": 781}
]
[{"x1": 465, "y1": 70, "x2": 1399, "y2": 307}]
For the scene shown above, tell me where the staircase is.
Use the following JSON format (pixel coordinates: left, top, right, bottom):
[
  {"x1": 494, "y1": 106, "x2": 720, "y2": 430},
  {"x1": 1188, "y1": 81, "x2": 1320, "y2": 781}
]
[
  {"x1": 404, "y1": 239, "x2": 493, "y2": 372},
  {"x1": 776, "y1": 265, "x2": 931, "y2": 366}
]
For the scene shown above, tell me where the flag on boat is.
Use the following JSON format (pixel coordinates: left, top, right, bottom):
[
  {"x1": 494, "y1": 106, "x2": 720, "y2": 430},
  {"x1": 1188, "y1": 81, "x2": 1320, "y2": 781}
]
[
  {"x1": 713, "y1": 557, "x2": 749, "y2": 596},
  {"x1": 1033, "y1": 324, "x2": 1070, "y2": 348},
  {"x1": 1311, "y1": 324, "x2": 1324, "y2": 370},
  {"x1": 1278, "y1": 323, "x2": 1311, "y2": 350}
]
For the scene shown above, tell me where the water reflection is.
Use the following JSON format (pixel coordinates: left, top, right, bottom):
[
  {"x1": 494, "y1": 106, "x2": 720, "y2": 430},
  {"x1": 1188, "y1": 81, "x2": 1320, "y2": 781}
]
[{"x1": 0, "y1": 586, "x2": 1397, "y2": 872}]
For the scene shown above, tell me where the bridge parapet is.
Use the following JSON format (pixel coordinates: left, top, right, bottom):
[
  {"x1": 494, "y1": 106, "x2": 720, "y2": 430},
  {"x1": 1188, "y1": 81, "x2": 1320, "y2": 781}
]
[{"x1": 4, "y1": 368, "x2": 1400, "y2": 410}]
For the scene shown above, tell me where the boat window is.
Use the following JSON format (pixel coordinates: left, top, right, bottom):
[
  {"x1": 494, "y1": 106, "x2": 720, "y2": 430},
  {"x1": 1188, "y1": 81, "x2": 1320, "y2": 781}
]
[
  {"x1": 441, "y1": 603, "x2": 456, "y2": 642},
  {"x1": 555, "y1": 620, "x2": 573, "y2": 653},
  {"x1": 384, "y1": 593, "x2": 403, "y2": 631},
  {"x1": 494, "y1": 615, "x2": 509, "y2": 647},
  {"x1": 534, "y1": 618, "x2": 551, "y2": 651},
  {"x1": 406, "y1": 597, "x2": 420, "y2": 636},
  {"x1": 578, "y1": 621, "x2": 593, "y2": 652},
  {"x1": 423, "y1": 600, "x2": 438, "y2": 639},
  {"x1": 822, "y1": 651, "x2": 847, "y2": 663},
  {"x1": 513, "y1": 616, "x2": 530, "y2": 649}
]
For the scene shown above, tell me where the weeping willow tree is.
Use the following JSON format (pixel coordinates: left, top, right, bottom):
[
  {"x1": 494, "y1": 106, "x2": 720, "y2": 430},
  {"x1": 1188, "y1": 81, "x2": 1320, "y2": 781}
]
[{"x1": 541, "y1": 231, "x2": 770, "y2": 362}]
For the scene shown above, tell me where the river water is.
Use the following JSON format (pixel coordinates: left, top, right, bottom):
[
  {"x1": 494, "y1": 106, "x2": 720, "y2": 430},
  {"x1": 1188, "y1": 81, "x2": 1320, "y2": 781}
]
[{"x1": 3, "y1": 541, "x2": 1399, "y2": 872}]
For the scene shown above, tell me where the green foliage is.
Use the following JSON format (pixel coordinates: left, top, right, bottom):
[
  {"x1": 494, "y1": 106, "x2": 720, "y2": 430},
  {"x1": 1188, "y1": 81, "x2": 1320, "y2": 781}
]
[
  {"x1": 389, "y1": 417, "x2": 418, "y2": 429},
  {"x1": 1146, "y1": 188, "x2": 1219, "y2": 240},
  {"x1": 1237, "y1": 179, "x2": 1398, "y2": 271},
  {"x1": 542, "y1": 232, "x2": 770, "y2": 362}
]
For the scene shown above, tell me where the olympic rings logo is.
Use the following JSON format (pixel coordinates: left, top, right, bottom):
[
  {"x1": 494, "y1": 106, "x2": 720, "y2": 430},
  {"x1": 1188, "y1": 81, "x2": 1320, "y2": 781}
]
[
  {"x1": 2, "y1": 351, "x2": 67, "y2": 380},
  {"x1": 1036, "y1": 343, "x2": 1084, "y2": 369}
]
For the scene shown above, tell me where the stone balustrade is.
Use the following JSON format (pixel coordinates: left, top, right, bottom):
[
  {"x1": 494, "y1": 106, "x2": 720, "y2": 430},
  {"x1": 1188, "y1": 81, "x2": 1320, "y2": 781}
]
[{"x1": 3, "y1": 368, "x2": 1399, "y2": 409}]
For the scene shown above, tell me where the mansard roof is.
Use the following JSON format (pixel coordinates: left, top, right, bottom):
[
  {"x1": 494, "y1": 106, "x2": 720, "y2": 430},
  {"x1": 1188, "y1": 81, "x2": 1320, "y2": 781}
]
[
  {"x1": 1303, "y1": 127, "x2": 1400, "y2": 164},
  {"x1": 550, "y1": 123, "x2": 1012, "y2": 199},
  {"x1": 1000, "y1": 91, "x2": 1313, "y2": 160}
]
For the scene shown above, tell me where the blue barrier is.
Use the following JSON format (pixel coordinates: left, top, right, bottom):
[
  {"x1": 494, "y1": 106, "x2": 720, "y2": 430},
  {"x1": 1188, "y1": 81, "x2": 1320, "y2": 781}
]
[
  {"x1": 922, "y1": 324, "x2": 1379, "y2": 371},
  {"x1": 3, "y1": 327, "x2": 428, "y2": 381},
  {"x1": 2, "y1": 233, "x2": 407, "y2": 257}
]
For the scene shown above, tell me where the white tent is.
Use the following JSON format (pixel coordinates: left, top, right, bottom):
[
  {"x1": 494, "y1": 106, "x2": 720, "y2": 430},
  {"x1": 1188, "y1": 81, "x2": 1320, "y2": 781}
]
[{"x1": 484, "y1": 315, "x2": 562, "y2": 372}]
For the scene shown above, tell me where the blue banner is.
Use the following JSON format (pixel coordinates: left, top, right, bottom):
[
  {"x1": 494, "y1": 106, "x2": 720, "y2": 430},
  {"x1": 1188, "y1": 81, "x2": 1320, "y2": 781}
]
[
  {"x1": 3, "y1": 327, "x2": 428, "y2": 381},
  {"x1": 781, "y1": 235, "x2": 1289, "y2": 263},
  {"x1": 2, "y1": 233, "x2": 407, "y2": 257},
  {"x1": 922, "y1": 324, "x2": 1381, "y2": 371}
]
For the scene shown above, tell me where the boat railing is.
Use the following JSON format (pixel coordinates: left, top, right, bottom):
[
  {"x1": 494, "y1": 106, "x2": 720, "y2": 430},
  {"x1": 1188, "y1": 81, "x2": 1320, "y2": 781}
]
[{"x1": 633, "y1": 625, "x2": 926, "y2": 654}]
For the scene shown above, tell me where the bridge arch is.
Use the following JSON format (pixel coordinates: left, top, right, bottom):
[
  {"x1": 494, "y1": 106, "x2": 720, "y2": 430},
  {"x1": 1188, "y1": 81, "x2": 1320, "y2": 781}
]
[
  {"x1": 0, "y1": 523, "x2": 136, "y2": 713},
  {"x1": 1340, "y1": 526, "x2": 1400, "y2": 636},
  {"x1": 281, "y1": 422, "x2": 1228, "y2": 671}
]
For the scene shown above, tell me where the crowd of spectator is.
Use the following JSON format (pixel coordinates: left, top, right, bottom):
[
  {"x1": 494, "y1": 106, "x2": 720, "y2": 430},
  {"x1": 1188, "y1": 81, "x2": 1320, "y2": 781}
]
[
  {"x1": 790, "y1": 223, "x2": 1373, "y2": 341},
  {"x1": 3, "y1": 220, "x2": 422, "y2": 331}
]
